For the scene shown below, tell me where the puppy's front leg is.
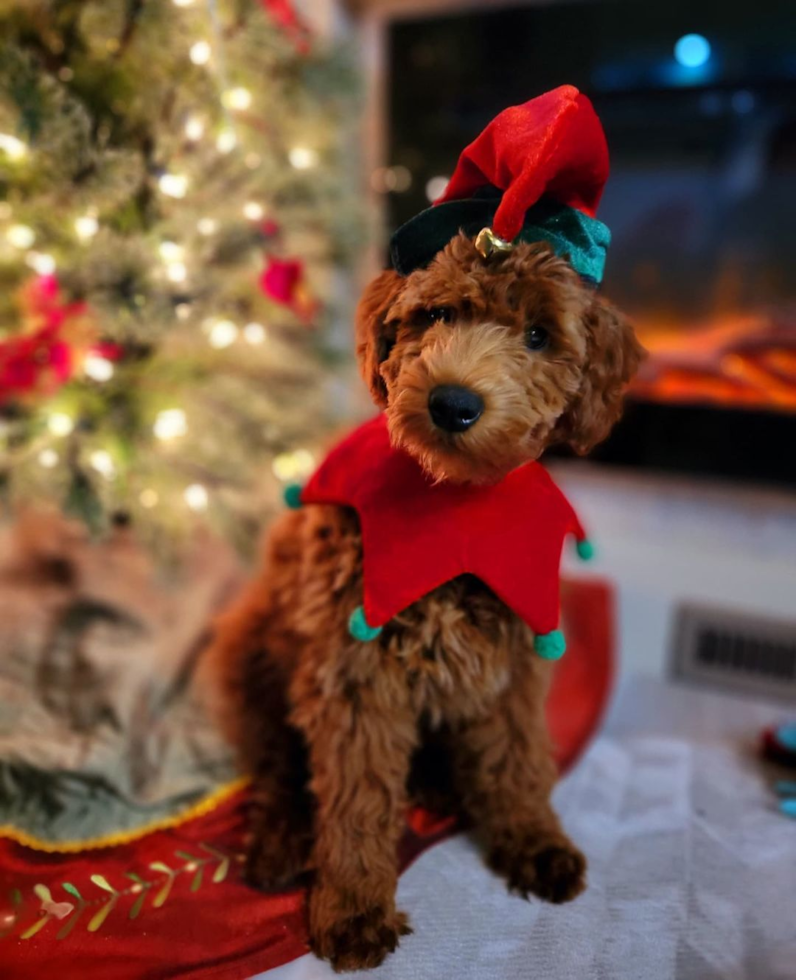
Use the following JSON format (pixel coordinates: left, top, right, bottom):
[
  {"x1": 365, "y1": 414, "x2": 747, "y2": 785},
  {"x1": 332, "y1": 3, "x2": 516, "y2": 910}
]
[
  {"x1": 294, "y1": 661, "x2": 416, "y2": 972},
  {"x1": 454, "y1": 658, "x2": 587, "y2": 904}
]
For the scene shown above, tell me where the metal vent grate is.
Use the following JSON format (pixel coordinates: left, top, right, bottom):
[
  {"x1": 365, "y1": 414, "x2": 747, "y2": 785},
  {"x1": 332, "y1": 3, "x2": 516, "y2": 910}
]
[{"x1": 671, "y1": 603, "x2": 796, "y2": 702}]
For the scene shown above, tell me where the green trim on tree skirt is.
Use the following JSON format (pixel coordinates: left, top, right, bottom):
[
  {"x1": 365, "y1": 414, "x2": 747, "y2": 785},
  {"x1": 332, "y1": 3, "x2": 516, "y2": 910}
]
[
  {"x1": 348, "y1": 605, "x2": 383, "y2": 642},
  {"x1": 534, "y1": 629, "x2": 566, "y2": 660}
]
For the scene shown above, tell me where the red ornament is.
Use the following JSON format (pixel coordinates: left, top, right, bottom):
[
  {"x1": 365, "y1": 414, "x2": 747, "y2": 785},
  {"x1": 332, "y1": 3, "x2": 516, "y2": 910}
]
[
  {"x1": 435, "y1": 84, "x2": 609, "y2": 242},
  {"x1": 0, "y1": 276, "x2": 89, "y2": 405},
  {"x1": 260, "y1": 0, "x2": 311, "y2": 54},
  {"x1": 259, "y1": 256, "x2": 317, "y2": 323},
  {"x1": 301, "y1": 414, "x2": 587, "y2": 637}
]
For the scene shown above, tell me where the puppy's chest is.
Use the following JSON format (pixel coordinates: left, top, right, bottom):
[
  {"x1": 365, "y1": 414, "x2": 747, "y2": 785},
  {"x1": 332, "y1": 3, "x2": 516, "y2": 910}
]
[{"x1": 380, "y1": 575, "x2": 529, "y2": 722}]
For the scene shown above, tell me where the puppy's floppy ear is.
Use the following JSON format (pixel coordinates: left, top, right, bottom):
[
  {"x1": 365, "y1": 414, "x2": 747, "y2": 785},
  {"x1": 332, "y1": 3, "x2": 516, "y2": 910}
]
[
  {"x1": 354, "y1": 269, "x2": 403, "y2": 407},
  {"x1": 556, "y1": 297, "x2": 645, "y2": 455}
]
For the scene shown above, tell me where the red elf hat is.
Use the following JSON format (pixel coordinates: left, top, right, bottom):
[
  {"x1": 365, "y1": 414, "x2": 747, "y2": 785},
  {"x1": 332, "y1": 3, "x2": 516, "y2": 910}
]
[{"x1": 390, "y1": 85, "x2": 612, "y2": 284}]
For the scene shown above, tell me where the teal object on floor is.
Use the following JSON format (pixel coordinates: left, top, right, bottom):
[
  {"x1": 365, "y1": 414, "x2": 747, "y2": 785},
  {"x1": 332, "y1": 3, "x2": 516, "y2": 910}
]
[
  {"x1": 348, "y1": 605, "x2": 383, "y2": 642},
  {"x1": 534, "y1": 629, "x2": 566, "y2": 660},
  {"x1": 776, "y1": 724, "x2": 796, "y2": 753},
  {"x1": 780, "y1": 798, "x2": 796, "y2": 819},
  {"x1": 283, "y1": 483, "x2": 304, "y2": 509}
]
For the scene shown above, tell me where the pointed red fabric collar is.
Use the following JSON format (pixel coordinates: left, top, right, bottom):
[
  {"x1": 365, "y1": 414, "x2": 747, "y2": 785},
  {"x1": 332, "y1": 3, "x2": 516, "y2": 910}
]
[{"x1": 300, "y1": 414, "x2": 587, "y2": 651}]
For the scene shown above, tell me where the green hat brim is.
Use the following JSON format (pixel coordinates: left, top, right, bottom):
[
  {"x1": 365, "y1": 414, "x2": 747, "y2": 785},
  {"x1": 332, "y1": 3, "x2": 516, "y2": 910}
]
[{"x1": 389, "y1": 189, "x2": 610, "y2": 285}]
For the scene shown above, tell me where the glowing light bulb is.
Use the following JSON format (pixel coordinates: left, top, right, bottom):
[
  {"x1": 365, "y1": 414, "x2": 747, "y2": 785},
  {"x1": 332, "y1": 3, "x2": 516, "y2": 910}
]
[
  {"x1": 7, "y1": 224, "x2": 35, "y2": 248},
  {"x1": 84, "y1": 353, "x2": 115, "y2": 382},
  {"x1": 139, "y1": 488, "x2": 159, "y2": 508},
  {"x1": 90, "y1": 450, "x2": 116, "y2": 478},
  {"x1": 208, "y1": 319, "x2": 238, "y2": 349},
  {"x1": 0, "y1": 134, "x2": 27, "y2": 160},
  {"x1": 197, "y1": 217, "x2": 217, "y2": 235},
  {"x1": 159, "y1": 241, "x2": 184, "y2": 262},
  {"x1": 175, "y1": 302, "x2": 191, "y2": 320},
  {"x1": 74, "y1": 214, "x2": 99, "y2": 240},
  {"x1": 425, "y1": 176, "x2": 449, "y2": 202},
  {"x1": 224, "y1": 87, "x2": 252, "y2": 111},
  {"x1": 158, "y1": 173, "x2": 189, "y2": 198},
  {"x1": 154, "y1": 408, "x2": 187, "y2": 440},
  {"x1": 184, "y1": 483, "x2": 208, "y2": 511},
  {"x1": 166, "y1": 262, "x2": 187, "y2": 283},
  {"x1": 216, "y1": 129, "x2": 237, "y2": 154},
  {"x1": 243, "y1": 201, "x2": 264, "y2": 221},
  {"x1": 674, "y1": 34, "x2": 711, "y2": 69},
  {"x1": 190, "y1": 41, "x2": 211, "y2": 65},
  {"x1": 38, "y1": 448, "x2": 59, "y2": 468},
  {"x1": 272, "y1": 449, "x2": 315, "y2": 481},
  {"x1": 173, "y1": 0, "x2": 195, "y2": 6},
  {"x1": 288, "y1": 146, "x2": 318, "y2": 170},
  {"x1": 47, "y1": 412, "x2": 74, "y2": 437},
  {"x1": 243, "y1": 322, "x2": 267, "y2": 344},
  {"x1": 184, "y1": 116, "x2": 205, "y2": 141},
  {"x1": 25, "y1": 252, "x2": 56, "y2": 275}
]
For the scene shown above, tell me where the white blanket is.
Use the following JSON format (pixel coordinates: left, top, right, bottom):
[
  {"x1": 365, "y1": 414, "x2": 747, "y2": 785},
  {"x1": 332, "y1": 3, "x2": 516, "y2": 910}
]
[{"x1": 262, "y1": 675, "x2": 796, "y2": 980}]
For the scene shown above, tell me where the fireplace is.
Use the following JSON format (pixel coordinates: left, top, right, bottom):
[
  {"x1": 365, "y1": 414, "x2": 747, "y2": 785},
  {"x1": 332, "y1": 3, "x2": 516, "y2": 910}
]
[{"x1": 382, "y1": 0, "x2": 796, "y2": 489}]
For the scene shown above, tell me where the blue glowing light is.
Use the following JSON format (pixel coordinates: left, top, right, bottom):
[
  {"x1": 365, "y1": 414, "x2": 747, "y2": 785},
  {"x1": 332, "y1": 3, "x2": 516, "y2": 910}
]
[{"x1": 674, "y1": 34, "x2": 711, "y2": 69}]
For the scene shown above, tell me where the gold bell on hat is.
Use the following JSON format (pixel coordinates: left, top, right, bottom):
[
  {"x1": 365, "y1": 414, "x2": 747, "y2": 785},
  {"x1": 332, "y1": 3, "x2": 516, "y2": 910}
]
[{"x1": 474, "y1": 226, "x2": 514, "y2": 259}]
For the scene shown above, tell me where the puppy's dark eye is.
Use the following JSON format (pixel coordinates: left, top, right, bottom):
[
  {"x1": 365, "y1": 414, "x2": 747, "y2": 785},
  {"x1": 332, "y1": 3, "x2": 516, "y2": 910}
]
[
  {"x1": 417, "y1": 306, "x2": 455, "y2": 327},
  {"x1": 525, "y1": 326, "x2": 550, "y2": 351}
]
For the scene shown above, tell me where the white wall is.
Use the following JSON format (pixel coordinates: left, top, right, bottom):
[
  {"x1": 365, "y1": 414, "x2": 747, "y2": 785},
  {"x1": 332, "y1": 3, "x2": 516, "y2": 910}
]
[{"x1": 551, "y1": 462, "x2": 796, "y2": 677}]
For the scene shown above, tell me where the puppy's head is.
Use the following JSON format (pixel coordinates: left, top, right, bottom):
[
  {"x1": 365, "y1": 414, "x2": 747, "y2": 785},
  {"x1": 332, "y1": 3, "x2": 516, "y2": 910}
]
[{"x1": 356, "y1": 233, "x2": 643, "y2": 485}]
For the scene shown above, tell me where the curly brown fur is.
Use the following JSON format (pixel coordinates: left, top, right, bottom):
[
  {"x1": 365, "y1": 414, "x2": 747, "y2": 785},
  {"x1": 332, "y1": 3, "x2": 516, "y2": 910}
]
[{"x1": 206, "y1": 235, "x2": 642, "y2": 971}]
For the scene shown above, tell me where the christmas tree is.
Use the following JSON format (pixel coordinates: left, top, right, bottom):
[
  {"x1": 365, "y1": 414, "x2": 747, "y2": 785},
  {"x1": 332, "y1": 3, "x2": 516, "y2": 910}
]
[{"x1": 0, "y1": 0, "x2": 362, "y2": 556}]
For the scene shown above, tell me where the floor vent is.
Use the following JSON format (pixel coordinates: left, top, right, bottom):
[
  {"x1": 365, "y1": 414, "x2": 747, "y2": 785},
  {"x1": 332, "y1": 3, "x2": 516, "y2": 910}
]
[{"x1": 671, "y1": 603, "x2": 796, "y2": 702}]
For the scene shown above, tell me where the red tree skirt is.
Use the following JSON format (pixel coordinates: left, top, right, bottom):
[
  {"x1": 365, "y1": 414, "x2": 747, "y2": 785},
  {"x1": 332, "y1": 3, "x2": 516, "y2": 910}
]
[{"x1": 0, "y1": 578, "x2": 613, "y2": 980}]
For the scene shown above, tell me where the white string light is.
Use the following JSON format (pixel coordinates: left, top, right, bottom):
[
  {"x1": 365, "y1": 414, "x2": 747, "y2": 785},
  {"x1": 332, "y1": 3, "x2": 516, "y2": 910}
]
[
  {"x1": 158, "y1": 173, "x2": 189, "y2": 198},
  {"x1": 197, "y1": 217, "x2": 217, "y2": 235},
  {"x1": 243, "y1": 322, "x2": 267, "y2": 345},
  {"x1": 172, "y1": 0, "x2": 195, "y2": 7},
  {"x1": 175, "y1": 302, "x2": 192, "y2": 321},
  {"x1": 0, "y1": 134, "x2": 27, "y2": 160},
  {"x1": 224, "y1": 87, "x2": 252, "y2": 111},
  {"x1": 75, "y1": 214, "x2": 99, "y2": 240},
  {"x1": 25, "y1": 251, "x2": 56, "y2": 275},
  {"x1": 243, "y1": 201, "x2": 264, "y2": 221},
  {"x1": 159, "y1": 241, "x2": 184, "y2": 262},
  {"x1": 166, "y1": 262, "x2": 188, "y2": 283},
  {"x1": 272, "y1": 449, "x2": 315, "y2": 481},
  {"x1": 84, "y1": 353, "x2": 115, "y2": 382},
  {"x1": 289, "y1": 146, "x2": 318, "y2": 170},
  {"x1": 153, "y1": 408, "x2": 188, "y2": 441},
  {"x1": 184, "y1": 116, "x2": 205, "y2": 141},
  {"x1": 7, "y1": 224, "x2": 35, "y2": 248},
  {"x1": 184, "y1": 483, "x2": 208, "y2": 511},
  {"x1": 189, "y1": 41, "x2": 211, "y2": 65},
  {"x1": 47, "y1": 412, "x2": 74, "y2": 436},
  {"x1": 38, "y1": 448, "x2": 59, "y2": 468},
  {"x1": 216, "y1": 129, "x2": 237, "y2": 154},
  {"x1": 208, "y1": 319, "x2": 238, "y2": 349},
  {"x1": 90, "y1": 450, "x2": 116, "y2": 479}
]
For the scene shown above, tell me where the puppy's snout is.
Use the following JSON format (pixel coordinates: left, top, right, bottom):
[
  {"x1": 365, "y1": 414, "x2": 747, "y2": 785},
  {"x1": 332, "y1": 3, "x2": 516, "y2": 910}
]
[{"x1": 428, "y1": 384, "x2": 484, "y2": 433}]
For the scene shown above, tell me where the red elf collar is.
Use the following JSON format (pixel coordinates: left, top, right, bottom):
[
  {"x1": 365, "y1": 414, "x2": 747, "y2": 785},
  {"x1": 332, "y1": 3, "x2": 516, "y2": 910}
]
[{"x1": 297, "y1": 414, "x2": 590, "y2": 660}]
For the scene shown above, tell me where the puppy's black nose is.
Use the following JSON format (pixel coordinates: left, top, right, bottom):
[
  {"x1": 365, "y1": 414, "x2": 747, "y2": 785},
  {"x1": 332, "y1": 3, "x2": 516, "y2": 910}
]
[{"x1": 428, "y1": 385, "x2": 484, "y2": 433}]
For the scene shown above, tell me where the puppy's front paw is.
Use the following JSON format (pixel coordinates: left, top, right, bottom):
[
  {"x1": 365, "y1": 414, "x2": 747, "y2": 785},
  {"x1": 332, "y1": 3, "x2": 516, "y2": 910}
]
[
  {"x1": 490, "y1": 832, "x2": 587, "y2": 904},
  {"x1": 309, "y1": 888, "x2": 411, "y2": 972}
]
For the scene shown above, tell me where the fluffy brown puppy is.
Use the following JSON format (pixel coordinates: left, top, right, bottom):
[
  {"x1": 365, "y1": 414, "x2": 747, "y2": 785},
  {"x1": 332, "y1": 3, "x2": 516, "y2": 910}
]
[{"x1": 208, "y1": 235, "x2": 642, "y2": 971}]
